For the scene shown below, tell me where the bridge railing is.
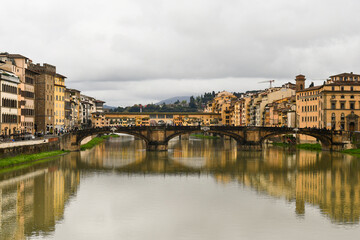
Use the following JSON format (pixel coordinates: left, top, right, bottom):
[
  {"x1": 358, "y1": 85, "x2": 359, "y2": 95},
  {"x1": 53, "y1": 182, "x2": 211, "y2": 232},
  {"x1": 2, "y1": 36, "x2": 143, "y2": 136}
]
[{"x1": 71, "y1": 126, "x2": 347, "y2": 136}]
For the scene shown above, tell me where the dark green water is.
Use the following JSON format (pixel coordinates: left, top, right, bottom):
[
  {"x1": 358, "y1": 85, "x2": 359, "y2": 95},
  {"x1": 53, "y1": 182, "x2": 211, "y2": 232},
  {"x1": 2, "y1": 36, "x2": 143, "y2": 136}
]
[{"x1": 1, "y1": 136, "x2": 360, "y2": 240}]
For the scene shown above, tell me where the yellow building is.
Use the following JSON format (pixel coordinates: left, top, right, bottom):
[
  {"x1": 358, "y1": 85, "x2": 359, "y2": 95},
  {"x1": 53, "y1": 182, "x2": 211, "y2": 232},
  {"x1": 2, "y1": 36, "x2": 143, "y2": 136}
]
[
  {"x1": 205, "y1": 91, "x2": 237, "y2": 125},
  {"x1": 92, "y1": 112, "x2": 221, "y2": 127},
  {"x1": 54, "y1": 74, "x2": 66, "y2": 132},
  {"x1": 296, "y1": 72, "x2": 360, "y2": 132}
]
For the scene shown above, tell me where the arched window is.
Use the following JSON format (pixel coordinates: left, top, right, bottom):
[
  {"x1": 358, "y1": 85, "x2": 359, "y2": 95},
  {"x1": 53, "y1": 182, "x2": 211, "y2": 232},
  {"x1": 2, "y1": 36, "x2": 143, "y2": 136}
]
[
  {"x1": 341, "y1": 113, "x2": 345, "y2": 121},
  {"x1": 331, "y1": 113, "x2": 335, "y2": 121}
]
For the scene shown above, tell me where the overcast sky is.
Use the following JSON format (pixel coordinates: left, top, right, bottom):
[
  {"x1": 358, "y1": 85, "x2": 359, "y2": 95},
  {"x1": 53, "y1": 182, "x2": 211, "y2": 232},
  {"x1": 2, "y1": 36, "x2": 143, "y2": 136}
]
[{"x1": 1, "y1": 0, "x2": 360, "y2": 106}]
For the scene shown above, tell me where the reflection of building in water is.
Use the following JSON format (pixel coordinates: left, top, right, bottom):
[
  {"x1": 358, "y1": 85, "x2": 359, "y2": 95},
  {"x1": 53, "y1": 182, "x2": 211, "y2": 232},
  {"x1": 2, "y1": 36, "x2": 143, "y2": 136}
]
[
  {"x1": 170, "y1": 138, "x2": 237, "y2": 169},
  {"x1": 0, "y1": 154, "x2": 80, "y2": 239},
  {"x1": 80, "y1": 136, "x2": 147, "y2": 169},
  {"x1": 210, "y1": 147, "x2": 360, "y2": 224}
]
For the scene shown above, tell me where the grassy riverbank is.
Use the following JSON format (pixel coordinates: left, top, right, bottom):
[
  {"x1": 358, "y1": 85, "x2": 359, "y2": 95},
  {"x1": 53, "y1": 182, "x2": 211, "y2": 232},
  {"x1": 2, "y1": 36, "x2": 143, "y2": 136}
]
[
  {"x1": 272, "y1": 142, "x2": 292, "y2": 147},
  {"x1": 0, "y1": 150, "x2": 67, "y2": 168},
  {"x1": 341, "y1": 149, "x2": 360, "y2": 155},
  {"x1": 272, "y1": 142, "x2": 322, "y2": 150},
  {"x1": 296, "y1": 143, "x2": 322, "y2": 150},
  {"x1": 191, "y1": 134, "x2": 220, "y2": 139},
  {"x1": 80, "y1": 134, "x2": 120, "y2": 151}
]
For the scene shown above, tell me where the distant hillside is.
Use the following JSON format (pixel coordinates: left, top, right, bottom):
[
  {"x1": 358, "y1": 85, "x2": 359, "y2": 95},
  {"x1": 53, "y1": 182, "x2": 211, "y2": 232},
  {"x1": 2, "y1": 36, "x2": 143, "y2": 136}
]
[
  {"x1": 156, "y1": 96, "x2": 190, "y2": 105},
  {"x1": 104, "y1": 105, "x2": 116, "y2": 109}
]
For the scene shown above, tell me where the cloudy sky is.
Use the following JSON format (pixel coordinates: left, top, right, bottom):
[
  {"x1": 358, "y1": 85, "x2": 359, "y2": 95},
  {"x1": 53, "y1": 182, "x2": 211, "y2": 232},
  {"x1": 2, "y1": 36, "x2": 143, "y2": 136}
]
[{"x1": 1, "y1": 0, "x2": 360, "y2": 106}]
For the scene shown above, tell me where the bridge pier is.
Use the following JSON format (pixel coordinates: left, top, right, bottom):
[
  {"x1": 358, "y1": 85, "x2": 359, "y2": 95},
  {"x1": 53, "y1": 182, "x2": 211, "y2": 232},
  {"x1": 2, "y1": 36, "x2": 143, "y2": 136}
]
[{"x1": 147, "y1": 142, "x2": 168, "y2": 151}]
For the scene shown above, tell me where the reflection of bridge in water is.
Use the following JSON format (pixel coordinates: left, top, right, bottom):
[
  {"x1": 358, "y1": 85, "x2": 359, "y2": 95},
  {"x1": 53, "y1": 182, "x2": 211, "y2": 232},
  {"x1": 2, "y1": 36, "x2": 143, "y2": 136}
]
[
  {"x1": 61, "y1": 126, "x2": 350, "y2": 151},
  {"x1": 1, "y1": 136, "x2": 360, "y2": 240},
  {"x1": 79, "y1": 137, "x2": 360, "y2": 224}
]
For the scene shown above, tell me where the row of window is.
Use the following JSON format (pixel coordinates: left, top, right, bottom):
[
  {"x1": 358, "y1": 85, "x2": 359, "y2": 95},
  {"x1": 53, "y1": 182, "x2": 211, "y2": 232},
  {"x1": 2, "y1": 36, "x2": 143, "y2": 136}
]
[
  {"x1": 21, "y1": 109, "x2": 35, "y2": 116},
  {"x1": 331, "y1": 101, "x2": 356, "y2": 110},
  {"x1": 2, "y1": 98, "x2": 17, "y2": 108},
  {"x1": 331, "y1": 113, "x2": 347, "y2": 122},
  {"x1": 2, "y1": 114, "x2": 18, "y2": 123},
  {"x1": 149, "y1": 114, "x2": 174, "y2": 119},
  {"x1": 302, "y1": 105, "x2": 318, "y2": 112},
  {"x1": 25, "y1": 77, "x2": 34, "y2": 85},
  {"x1": 21, "y1": 122, "x2": 34, "y2": 127},
  {"x1": 2, "y1": 84, "x2": 17, "y2": 94},
  {"x1": 55, "y1": 86, "x2": 65, "y2": 92},
  {"x1": 302, "y1": 116, "x2": 318, "y2": 122},
  {"x1": 332, "y1": 95, "x2": 355, "y2": 99},
  {"x1": 331, "y1": 86, "x2": 355, "y2": 91},
  {"x1": 55, "y1": 95, "x2": 64, "y2": 101},
  {"x1": 21, "y1": 90, "x2": 35, "y2": 99},
  {"x1": 299, "y1": 97, "x2": 318, "y2": 102},
  {"x1": 299, "y1": 91, "x2": 319, "y2": 97}
]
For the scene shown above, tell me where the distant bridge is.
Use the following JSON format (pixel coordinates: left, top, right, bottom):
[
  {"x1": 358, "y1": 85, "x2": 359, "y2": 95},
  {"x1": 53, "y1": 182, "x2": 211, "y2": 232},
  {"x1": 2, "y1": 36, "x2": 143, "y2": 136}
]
[{"x1": 60, "y1": 126, "x2": 350, "y2": 151}]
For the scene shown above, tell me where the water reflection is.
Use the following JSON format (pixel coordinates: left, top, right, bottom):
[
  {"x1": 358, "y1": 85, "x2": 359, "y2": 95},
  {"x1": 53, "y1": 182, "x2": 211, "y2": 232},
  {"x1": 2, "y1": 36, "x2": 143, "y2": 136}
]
[
  {"x1": 1, "y1": 135, "x2": 360, "y2": 239},
  {"x1": 0, "y1": 154, "x2": 80, "y2": 240}
]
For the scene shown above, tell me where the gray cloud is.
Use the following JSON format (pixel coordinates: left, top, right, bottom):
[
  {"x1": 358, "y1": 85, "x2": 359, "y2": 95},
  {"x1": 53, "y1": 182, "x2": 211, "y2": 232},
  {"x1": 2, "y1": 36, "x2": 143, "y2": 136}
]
[{"x1": 1, "y1": 0, "x2": 360, "y2": 106}]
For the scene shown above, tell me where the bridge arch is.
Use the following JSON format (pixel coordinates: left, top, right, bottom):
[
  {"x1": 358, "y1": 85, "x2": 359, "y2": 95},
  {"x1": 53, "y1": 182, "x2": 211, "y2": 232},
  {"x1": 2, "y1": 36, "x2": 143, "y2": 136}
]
[
  {"x1": 165, "y1": 129, "x2": 246, "y2": 145},
  {"x1": 75, "y1": 129, "x2": 151, "y2": 148},
  {"x1": 259, "y1": 129, "x2": 333, "y2": 150}
]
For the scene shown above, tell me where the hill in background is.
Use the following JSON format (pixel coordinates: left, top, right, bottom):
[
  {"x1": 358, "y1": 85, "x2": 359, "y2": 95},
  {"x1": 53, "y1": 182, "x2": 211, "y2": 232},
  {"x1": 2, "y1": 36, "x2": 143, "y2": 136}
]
[{"x1": 156, "y1": 96, "x2": 190, "y2": 105}]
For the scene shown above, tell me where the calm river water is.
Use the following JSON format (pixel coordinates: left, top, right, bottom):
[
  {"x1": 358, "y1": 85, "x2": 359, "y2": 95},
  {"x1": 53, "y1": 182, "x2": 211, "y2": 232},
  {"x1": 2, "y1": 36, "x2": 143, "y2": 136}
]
[{"x1": 1, "y1": 136, "x2": 360, "y2": 239}]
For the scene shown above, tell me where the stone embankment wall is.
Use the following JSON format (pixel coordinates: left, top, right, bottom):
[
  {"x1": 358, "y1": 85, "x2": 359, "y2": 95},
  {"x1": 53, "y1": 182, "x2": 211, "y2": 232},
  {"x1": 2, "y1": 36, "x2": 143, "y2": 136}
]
[{"x1": 0, "y1": 137, "x2": 60, "y2": 158}]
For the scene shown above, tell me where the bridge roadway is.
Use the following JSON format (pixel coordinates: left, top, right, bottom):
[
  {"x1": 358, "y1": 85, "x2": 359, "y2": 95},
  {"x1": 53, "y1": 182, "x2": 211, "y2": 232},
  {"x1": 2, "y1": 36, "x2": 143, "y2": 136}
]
[{"x1": 60, "y1": 126, "x2": 350, "y2": 151}]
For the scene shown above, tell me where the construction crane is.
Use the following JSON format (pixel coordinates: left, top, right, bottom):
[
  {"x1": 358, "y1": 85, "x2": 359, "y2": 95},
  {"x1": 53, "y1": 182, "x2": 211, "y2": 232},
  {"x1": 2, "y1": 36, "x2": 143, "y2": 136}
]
[{"x1": 258, "y1": 80, "x2": 275, "y2": 88}]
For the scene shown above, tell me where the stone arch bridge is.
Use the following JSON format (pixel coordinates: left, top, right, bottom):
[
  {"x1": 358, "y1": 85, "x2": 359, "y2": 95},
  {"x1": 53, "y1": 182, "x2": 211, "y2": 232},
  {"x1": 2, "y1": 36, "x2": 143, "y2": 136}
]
[{"x1": 60, "y1": 126, "x2": 349, "y2": 151}]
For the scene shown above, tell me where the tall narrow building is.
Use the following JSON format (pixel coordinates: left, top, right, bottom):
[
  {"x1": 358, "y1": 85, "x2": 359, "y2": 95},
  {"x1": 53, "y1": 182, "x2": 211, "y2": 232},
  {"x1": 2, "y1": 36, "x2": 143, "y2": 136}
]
[
  {"x1": 54, "y1": 74, "x2": 66, "y2": 132},
  {"x1": 29, "y1": 63, "x2": 56, "y2": 134}
]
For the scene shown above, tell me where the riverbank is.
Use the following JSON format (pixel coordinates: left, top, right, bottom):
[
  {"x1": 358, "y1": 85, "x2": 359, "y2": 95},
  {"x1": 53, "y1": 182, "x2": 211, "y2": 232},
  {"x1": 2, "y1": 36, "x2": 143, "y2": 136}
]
[
  {"x1": 342, "y1": 149, "x2": 360, "y2": 156},
  {"x1": 0, "y1": 150, "x2": 67, "y2": 169},
  {"x1": 191, "y1": 134, "x2": 219, "y2": 139},
  {"x1": 80, "y1": 134, "x2": 120, "y2": 150},
  {"x1": 272, "y1": 142, "x2": 322, "y2": 150}
]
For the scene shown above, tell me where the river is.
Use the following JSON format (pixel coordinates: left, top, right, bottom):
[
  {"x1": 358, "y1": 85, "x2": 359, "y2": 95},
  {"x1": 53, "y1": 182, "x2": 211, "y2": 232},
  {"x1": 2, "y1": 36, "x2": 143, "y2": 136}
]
[{"x1": 1, "y1": 135, "x2": 360, "y2": 240}]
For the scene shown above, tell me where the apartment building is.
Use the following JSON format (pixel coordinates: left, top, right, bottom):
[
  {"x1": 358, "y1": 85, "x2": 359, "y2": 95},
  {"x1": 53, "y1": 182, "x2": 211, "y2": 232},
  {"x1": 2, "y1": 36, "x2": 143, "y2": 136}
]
[
  {"x1": 54, "y1": 74, "x2": 66, "y2": 132},
  {"x1": 0, "y1": 70, "x2": 20, "y2": 136},
  {"x1": 0, "y1": 53, "x2": 36, "y2": 134}
]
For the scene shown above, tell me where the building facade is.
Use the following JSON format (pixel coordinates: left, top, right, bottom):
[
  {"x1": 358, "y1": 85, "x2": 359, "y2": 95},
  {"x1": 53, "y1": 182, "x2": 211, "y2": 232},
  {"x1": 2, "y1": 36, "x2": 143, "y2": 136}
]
[
  {"x1": 29, "y1": 63, "x2": 56, "y2": 134},
  {"x1": 0, "y1": 53, "x2": 37, "y2": 134},
  {"x1": 296, "y1": 72, "x2": 360, "y2": 132},
  {"x1": 54, "y1": 74, "x2": 66, "y2": 132},
  {"x1": 92, "y1": 112, "x2": 221, "y2": 128},
  {"x1": 0, "y1": 70, "x2": 20, "y2": 136}
]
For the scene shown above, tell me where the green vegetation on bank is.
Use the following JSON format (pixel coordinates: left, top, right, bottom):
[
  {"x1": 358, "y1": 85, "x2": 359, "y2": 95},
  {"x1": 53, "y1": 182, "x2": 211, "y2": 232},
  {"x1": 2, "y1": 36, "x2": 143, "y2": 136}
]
[
  {"x1": 80, "y1": 134, "x2": 120, "y2": 151},
  {"x1": 296, "y1": 143, "x2": 322, "y2": 150},
  {"x1": 342, "y1": 148, "x2": 360, "y2": 155},
  {"x1": 0, "y1": 150, "x2": 67, "y2": 168},
  {"x1": 272, "y1": 142, "x2": 292, "y2": 147},
  {"x1": 272, "y1": 142, "x2": 322, "y2": 150},
  {"x1": 191, "y1": 134, "x2": 220, "y2": 139}
]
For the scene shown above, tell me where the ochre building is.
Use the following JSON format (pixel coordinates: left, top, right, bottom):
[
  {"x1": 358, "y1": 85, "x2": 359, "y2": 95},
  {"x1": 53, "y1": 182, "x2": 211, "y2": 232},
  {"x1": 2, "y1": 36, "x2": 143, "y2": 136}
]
[
  {"x1": 92, "y1": 112, "x2": 221, "y2": 127},
  {"x1": 296, "y1": 72, "x2": 360, "y2": 131}
]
